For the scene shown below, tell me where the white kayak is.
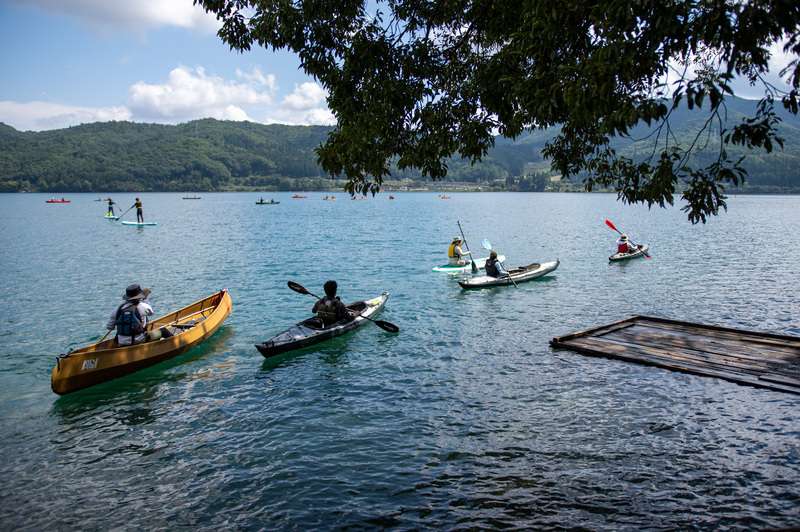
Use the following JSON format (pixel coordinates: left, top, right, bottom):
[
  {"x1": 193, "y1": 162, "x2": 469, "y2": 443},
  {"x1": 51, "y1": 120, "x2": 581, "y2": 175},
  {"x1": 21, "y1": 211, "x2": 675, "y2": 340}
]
[
  {"x1": 609, "y1": 244, "x2": 649, "y2": 262},
  {"x1": 432, "y1": 255, "x2": 505, "y2": 273},
  {"x1": 458, "y1": 260, "x2": 560, "y2": 289}
]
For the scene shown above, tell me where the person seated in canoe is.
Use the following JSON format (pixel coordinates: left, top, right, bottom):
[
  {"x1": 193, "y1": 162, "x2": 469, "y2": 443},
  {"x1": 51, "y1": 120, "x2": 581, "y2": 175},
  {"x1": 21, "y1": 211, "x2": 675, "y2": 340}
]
[
  {"x1": 312, "y1": 281, "x2": 362, "y2": 326},
  {"x1": 484, "y1": 250, "x2": 508, "y2": 278},
  {"x1": 448, "y1": 237, "x2": 472, "y2": 266},
  {"x1": 616, "y1": 234, "x2": 633, "y2": 254},
  {"x1": 106, "y1": 284, "x2": 173, "y2": 346}
]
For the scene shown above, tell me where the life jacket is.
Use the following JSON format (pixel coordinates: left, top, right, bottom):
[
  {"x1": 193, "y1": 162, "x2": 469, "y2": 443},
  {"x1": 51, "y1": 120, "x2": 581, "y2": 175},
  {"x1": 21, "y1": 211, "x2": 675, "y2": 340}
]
[
  {"x1": 317, "y1": 298, "x2": 341, "y2": 323},
  {"x1": 485, "y1": 258, "x2": 500, "y2": 277},
  {"x1": 617, "y1": 241, "x2": 629, "y2": 253},
  {"x1": 116, "y1": 302, "x2": 144, "y2": 340},
  {"x1": 448, "y1": 243, "x2": 460, "y2": 258}
]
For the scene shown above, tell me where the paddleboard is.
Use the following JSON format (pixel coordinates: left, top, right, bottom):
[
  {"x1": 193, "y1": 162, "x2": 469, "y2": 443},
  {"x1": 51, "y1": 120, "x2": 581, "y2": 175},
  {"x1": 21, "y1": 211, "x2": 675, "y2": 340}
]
[
  {"x1": 121, "y1": 221, "x2": 157, "y2": 226},
  {"x1": 432, "y1": 255, "x2": 505, "y2": 272},
  {"x1": 105, "y1": 214, "x2": 118, "y2": 220}
]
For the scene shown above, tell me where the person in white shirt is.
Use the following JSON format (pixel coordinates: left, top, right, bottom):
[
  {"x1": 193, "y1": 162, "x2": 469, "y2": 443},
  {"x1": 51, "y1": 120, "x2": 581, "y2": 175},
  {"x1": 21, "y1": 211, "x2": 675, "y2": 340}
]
[
  {"x1": 106, "y1": 284, "x2": 172, "y2": 346},
  {"x1": 448, "y1": 236, "x2": 472, "y2": 266}
]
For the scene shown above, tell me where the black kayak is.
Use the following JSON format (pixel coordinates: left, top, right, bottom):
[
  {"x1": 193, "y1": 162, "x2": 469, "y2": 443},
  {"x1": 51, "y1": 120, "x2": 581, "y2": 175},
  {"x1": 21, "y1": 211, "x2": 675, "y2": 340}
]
[{"x1": 256, "y1": 293, "x2": 389, "y2": 357}]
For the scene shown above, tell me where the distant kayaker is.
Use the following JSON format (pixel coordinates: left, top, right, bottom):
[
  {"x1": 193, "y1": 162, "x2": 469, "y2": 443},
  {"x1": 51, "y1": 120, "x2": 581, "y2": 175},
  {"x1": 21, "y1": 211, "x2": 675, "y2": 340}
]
[
  {"x1": 616, "y1": 234, "x2": 633, "y2": 254},
  {"x1": 107, "y1": 198, "x2": 116, "y2": 216},
  {"x1": 133, "y1": 198, "x2": 144, "y2": 223},
  {"x1": 448, "y1": 236, "x2": 472, "y2": 266},
  {"x1": 485, "y1": 250, "x2": 508, "y2": 278},
  {"x1": 312, "y1": 281, "x2": 361, "y2": 325},
  {"x1": 106, "y1": 284, "x2": 173, "y2": 346}
]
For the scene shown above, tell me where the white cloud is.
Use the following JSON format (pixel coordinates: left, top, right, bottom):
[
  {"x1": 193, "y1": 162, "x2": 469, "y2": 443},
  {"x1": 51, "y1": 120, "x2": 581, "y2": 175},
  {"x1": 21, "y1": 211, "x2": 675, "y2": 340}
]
[
  {"x1": 125, "y1": 65, "x2": 274, "y2": 122},
  {"x1": 264, "y1": 82, "x2": 335, "y2": 125},
  {"x1": 281, "y1": 82, "x2": 328, "y2": 110},
  {"x1": 0, "y1": 67, "x2": 335, "y2": 131},
  {"x1": 0, "y1": 101, "x2": 131, "y2": 131},
  {"x1": 5, "y1": 0, "x2": 220, "y2": 36}
]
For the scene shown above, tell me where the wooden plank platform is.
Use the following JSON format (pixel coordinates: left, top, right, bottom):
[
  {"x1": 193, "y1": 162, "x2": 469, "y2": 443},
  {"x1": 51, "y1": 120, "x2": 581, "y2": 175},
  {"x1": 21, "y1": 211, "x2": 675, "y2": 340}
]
[{"x1": 550, "y1": 316, "x2": 800, "y2": 395}]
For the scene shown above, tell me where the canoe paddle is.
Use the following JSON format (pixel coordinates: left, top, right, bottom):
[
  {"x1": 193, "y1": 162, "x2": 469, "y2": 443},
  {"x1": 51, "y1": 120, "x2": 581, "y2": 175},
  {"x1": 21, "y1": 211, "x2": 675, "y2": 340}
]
[
  {"x1": 287, "y1": 281, "x2": 399, "y2": 333},
  {"x1": 98, "y1": 328, "x2": 114, "y2": 342},
  {"x1": 482, "y1": 239, "x2": 518, "y2": 287},
  {"x1": 605, "y1": 220, "x2": 651, "y2": 258},
  {"x1": 457, "y1": 221, "x2": 478, "y2": 272}
]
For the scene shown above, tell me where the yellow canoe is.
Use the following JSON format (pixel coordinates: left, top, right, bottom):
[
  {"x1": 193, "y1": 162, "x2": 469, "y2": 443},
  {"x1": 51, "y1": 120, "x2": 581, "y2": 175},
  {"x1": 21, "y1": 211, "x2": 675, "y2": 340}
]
[{"x1": 51, "y1": 290, "x2": 232, "y2": 395}]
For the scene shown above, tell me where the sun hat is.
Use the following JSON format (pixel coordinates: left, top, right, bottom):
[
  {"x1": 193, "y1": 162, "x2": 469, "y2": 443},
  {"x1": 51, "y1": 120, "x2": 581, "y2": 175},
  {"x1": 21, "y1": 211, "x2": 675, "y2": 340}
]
[
  {"x1": 620, "y1": 235, "x2": 628, "y2": 241},
  {"x1": 123, "y1": 284, "x2": 147, "y2": 301},
  {"x1": 453, "y1": 236, "x2": 462, "y2": 243}
]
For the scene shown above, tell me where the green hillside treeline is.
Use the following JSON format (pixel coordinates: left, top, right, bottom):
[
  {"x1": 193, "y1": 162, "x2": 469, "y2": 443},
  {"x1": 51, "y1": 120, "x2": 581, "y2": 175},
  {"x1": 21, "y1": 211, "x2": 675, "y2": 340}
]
[{"x1": 1, "y1": 97, "x2": 799, "y2": 194}]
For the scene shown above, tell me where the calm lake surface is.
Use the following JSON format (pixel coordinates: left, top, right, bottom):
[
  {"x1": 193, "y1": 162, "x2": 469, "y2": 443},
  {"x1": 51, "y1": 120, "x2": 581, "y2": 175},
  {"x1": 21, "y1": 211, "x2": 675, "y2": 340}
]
[{"x1": 1, "y1": 191, "x2": 799, "y2": 530}]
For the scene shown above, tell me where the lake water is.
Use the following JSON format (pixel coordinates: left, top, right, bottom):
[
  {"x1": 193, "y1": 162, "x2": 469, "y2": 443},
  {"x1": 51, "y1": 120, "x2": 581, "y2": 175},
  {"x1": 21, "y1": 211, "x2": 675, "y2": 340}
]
[{"x1": 1, "y1": 192, "x2": 799, "y2": 530}]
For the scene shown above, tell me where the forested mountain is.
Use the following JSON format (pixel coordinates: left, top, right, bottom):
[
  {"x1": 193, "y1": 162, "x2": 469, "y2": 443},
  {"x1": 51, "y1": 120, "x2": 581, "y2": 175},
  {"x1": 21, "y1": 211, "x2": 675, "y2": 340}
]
[
  {"x1": 1, "y1": 97, "x2": 799, "y2": 193},
  {"x1": 0, "y1": 120, "x2": 335, "y2": 193}
]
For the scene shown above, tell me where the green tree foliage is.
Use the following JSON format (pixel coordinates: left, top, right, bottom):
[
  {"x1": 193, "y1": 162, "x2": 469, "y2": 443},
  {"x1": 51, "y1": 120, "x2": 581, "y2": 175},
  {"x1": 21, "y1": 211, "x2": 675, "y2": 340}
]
[{"x1": 197, "y1": 0, "x2": 800, "y2": 222}]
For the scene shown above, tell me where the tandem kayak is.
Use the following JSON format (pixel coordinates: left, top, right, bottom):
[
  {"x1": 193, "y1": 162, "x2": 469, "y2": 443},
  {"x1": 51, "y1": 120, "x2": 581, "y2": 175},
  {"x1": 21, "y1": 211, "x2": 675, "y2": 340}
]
[
  {"x1": 51, "y1": 290, "x2": 232, "y2": 395},
  {"x1": 609, "y1": 244, "x2": 650, "y2": 262},
  {"x1": 256, "y1": 201, "x2": 279, "y2": 205},
  {"x1": 256, "y1": 293, "x2": 389, "y2": 358},
  {"x1": 432, "y1": 255, "x2": 505, "y2": 273},
  {"x1": 458, "y1": 260, "x2": 560, "y2": 289}
]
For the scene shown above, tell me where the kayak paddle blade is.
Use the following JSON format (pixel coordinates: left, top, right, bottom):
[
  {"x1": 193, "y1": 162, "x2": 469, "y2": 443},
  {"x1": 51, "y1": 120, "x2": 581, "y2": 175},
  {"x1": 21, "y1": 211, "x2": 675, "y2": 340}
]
[
  {"x1": 374, "y1": 320, "x2": 400, "y2": 334},
  {"x1": 287, "y1": 281, "x2": 306, "y2": 293}
]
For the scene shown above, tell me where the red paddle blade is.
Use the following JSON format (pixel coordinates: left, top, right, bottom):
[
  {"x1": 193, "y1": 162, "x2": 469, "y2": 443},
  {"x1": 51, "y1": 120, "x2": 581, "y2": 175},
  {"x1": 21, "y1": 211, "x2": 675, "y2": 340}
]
[{"x1": 605, "y1": 220, "x2": 617, "y2": 231}]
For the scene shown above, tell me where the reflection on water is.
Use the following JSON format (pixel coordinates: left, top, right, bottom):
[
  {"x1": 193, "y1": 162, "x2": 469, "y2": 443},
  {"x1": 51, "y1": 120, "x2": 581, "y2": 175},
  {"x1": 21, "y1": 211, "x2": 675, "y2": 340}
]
[{"x1": 0, "y1": 192, "x2": 798, "y2": 530}]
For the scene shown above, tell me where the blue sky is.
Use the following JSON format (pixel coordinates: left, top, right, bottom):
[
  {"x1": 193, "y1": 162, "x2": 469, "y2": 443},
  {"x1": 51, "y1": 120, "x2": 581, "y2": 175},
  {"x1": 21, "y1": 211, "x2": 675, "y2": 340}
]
[
  {"x1": 0, "y1": 0, "x2": 332, "y2": 131},
  {"x1": 0, "y1": 0, "x2": 795, "y2": 133}
]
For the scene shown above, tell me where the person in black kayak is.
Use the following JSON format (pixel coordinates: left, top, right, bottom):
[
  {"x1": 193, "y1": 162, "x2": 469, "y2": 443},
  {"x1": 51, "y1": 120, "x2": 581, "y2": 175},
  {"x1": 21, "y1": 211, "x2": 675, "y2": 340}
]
[{"x1": 312, "y1": 281, "x2": 362, "y2": 326}]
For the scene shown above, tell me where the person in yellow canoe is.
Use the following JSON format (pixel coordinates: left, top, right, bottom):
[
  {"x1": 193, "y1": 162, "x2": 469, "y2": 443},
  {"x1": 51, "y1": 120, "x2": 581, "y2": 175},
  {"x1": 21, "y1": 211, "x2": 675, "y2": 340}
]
[
  {"x1": 448, "y1": 236, "x2": 472, "y2": 266},
  {"x1": 312, "y1": 281, "x2": 361, "y2": 326},
  {"x1": 106, "y1": 284, "x2": 173, "y2": 345}
]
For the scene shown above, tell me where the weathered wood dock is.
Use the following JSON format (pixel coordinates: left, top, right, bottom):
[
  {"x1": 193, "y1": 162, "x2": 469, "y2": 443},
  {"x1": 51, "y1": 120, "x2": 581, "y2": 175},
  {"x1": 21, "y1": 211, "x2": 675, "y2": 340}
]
[{"x1": 550, "y1": 315, "x2": 800, "y2": 395}]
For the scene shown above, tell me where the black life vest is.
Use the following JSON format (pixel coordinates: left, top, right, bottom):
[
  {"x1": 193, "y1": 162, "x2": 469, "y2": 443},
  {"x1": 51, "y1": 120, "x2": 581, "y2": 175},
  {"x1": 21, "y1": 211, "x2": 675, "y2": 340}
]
[
  {"x1": 485, "y1": 258, "x2": 500, "y2": 277},
  {"x1": 116, "y1": 302, "x2": 144, "y2": 340}
]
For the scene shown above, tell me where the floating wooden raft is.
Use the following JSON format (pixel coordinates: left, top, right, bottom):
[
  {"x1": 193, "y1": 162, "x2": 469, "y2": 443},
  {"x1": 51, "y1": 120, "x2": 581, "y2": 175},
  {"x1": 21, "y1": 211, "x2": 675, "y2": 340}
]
[{"x1": 550, "y1": 315, "x2": 800, "y2": 395}]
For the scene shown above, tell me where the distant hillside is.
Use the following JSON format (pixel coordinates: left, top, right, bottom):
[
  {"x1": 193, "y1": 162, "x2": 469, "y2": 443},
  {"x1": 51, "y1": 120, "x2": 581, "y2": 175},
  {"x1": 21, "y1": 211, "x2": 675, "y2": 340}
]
[
  {"x1": 0, "y1": 119, "x2": 336, "y2": 193},
  {"x1": 1, "y1": 97, "x2": 799, "y2": 193},
  {"x1": 489, "y1": 97, "x2": 800, "y2": 191}
]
